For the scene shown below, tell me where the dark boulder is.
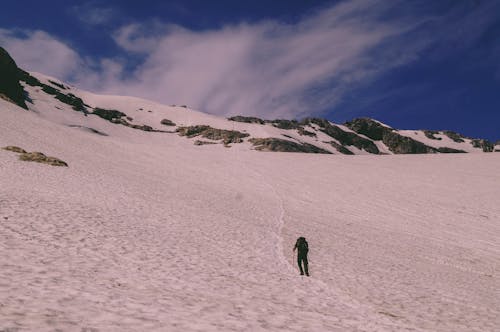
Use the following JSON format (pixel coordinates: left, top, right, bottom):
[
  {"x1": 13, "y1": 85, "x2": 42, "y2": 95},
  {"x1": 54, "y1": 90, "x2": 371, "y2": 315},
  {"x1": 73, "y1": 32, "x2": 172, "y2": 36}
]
[
  {"x1": 0, "y1": 47, "x2": 27, "y2": 109},
  {"x1": 161, "y1": 119, "x2": 176, "y2": 126}
]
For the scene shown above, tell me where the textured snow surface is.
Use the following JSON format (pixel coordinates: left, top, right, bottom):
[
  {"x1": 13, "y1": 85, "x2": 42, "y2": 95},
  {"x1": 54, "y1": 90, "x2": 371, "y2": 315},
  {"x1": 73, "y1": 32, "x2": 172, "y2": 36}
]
[{"x1": 1, "y1": 97, "x2": 500, "y2": 332}]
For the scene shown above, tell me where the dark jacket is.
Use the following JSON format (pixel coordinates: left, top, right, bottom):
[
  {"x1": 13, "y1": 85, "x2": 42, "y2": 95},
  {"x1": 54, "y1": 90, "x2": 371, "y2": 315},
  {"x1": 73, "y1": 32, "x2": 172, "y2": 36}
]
[{"x1": 294, "y1": 237, "x2": 308, "y2": 256}]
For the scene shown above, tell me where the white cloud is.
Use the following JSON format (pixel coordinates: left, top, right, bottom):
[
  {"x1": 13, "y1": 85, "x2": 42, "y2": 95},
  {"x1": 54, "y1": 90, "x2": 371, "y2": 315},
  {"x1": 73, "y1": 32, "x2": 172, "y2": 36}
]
[
  {"x1": 0, "y1": 0, "x2": 439, "y2": 119},
  {"x1": 0, "y1": 29, "x2": 84, "y2": 79}
]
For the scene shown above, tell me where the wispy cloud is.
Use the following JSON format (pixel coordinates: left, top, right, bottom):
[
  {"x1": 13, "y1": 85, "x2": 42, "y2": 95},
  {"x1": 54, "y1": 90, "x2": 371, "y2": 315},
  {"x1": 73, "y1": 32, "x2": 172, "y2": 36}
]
[
  {"x1": 1, "y1": 0, "x2": 497, "y2": 120},
  {"x1": 106, "y1": 0, "x2": 420, "y2": 119},
  {"x1": 70, "y1": 2, "x2": 116, "y2": 27}
]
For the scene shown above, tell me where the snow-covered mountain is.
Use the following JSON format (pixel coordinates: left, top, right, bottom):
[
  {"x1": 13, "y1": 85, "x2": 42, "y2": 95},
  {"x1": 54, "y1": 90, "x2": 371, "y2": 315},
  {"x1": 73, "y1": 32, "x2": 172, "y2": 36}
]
[
  {"x1": 1, "y1": 46, "x2": 500, "y2": 331},
  {"x1": 1, "y1": 48, "x2": 498, "y2": 156}
]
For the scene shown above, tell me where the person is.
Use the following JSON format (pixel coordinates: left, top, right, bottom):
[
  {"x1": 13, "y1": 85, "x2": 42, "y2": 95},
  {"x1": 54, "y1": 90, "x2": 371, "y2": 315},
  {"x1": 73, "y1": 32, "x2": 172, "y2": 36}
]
[{"x1": 293, "y1": 237, "x2": 309, "y2": 276}]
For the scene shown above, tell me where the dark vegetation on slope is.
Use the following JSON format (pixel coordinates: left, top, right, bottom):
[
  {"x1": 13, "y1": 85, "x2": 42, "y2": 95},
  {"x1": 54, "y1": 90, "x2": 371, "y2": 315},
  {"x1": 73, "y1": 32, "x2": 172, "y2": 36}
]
[
  {"x1": 249, "y1": 138, "x2": 331, "y2": 154},
  {"x1": 0, "y1": 47, "x2": 28, "y2": 109},
  {"x1": 3, "y1": 146, "x2": 68, "y2": 166},
  {"x1": 177, "y1": 125, "x2": 249, "y2": 146}
]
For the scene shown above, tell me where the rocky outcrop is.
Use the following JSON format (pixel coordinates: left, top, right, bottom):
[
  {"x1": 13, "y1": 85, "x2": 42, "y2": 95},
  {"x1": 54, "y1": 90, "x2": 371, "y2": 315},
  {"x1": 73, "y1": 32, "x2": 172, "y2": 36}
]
[
  {"x1": 471, "y1": 139, "x2": 494, "y2": 152},
  {"x1": 443, "y1": 131, "x2": 465, "y2": 143},
  {"x1": 2, "y1": 146, "x2": 27, "y2": 153},
  {"x1": 297, "y1": 127, "x2": 316, "y2": 137},
  {"x1": 19, "y1": 70, "x2": 87, "y2": 113},
  {"x1": 91, "y1": 108, "x2": 163, "y2": 132},
  {"x1": 326, "y1": 141, "x2": 354, "y2": 155},
  {"x1": 19, "y1": 152, "x2": 68, "y2": 166},
  {"x1": 228, "y1": 116, "x2": 265, "y2": 124},
  {"x1": 382, "y1": 131, "x2": 435, "y2": 154},
  {"x1": 344, "y1": 118, "x2": 445, "y2": 154},
  {"x1": 344, "y1": 118, "x2": 390, "y2": 141},
  {"x1": 436, "y1": 147, "x2": 466, "y2": 153},
  {"x1": 249, "y1": 138, "x2": 331, "y2": 154},
  {"x1": 423, "y1": 130, "x2": 442, "y2": 140},
  {"x1": 177, "y1": 125, "x2": 249, "y2": 145},
  {"x1": 0, "y1": 47, "x2": 27, "y2": 109},
  {"x1": 161, "y1": 119, "x2": 176, "y2": 126},
  {"x1": 194, "y1": 140, "x2": 217, "y2": 146},
  {"x1": 2, "y1": 146, "x2": 67, "y2": 166},
  {"x1": 305, "y1": 118, "x2": 380, "y2": 154},
  {"x1": 269, "y1": 119, "x2": 301, "y2": 130},
  {"x1": 92, "y1": 108, "x2": 127, "y2": 121}
]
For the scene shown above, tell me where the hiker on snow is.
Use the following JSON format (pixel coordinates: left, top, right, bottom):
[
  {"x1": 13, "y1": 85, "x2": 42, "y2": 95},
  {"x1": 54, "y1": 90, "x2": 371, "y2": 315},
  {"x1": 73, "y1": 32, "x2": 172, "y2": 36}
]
[{"x1": 293, "y1": 237, "x2": 309, "y2": 276}]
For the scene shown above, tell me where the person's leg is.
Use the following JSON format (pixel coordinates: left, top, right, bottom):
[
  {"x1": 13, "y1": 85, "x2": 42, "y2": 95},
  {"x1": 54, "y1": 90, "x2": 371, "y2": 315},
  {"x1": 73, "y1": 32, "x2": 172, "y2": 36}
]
[
  {"x1": 297, "y1": 255, "x2": 304, "y2": 275},
  {"x1": 303, "y1": 256, "x2": 309, "y2": 276}
]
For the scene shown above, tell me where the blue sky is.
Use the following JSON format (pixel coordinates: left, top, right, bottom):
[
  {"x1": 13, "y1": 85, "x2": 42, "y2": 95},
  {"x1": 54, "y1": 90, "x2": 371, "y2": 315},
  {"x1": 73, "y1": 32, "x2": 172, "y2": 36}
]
[{"x1": 1, "y1": 0, "x2": 499, "y2": 141}]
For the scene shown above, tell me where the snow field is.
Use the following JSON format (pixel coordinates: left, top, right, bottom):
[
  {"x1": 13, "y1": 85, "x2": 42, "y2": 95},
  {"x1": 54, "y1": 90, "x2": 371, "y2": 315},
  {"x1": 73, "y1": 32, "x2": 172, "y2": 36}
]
[{"x1": 1, "y1": 97, "x2": 499, "y2": 331}]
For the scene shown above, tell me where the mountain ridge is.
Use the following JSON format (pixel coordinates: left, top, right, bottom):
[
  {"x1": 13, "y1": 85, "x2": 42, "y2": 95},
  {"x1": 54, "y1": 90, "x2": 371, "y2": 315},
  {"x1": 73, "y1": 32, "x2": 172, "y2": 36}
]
[{"x1": 1, "y1": 46, "x2": 498, "y2": 155}]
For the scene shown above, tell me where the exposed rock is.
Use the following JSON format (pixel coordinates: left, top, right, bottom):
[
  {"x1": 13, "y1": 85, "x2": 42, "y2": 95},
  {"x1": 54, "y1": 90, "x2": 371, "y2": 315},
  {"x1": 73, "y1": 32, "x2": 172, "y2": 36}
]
[
  {"x1": 19, "y1": 70, "x2": 87, "y2": 113},
  {"x1": 18, "y1": 152, "x2": 68, "y2": 167},
  {"x1": 471, "y1": 139, "x2": 494, "y2": 152},
  {"x1": 93, "y1": 108, "x2": 127, "y2": 121},
  {"x1": 297, "y1": 127, "x2": 317, "y2": 137},
  {"x1": 48, "y1": 80, "x2": 67, "y2": 90},
  {"x1": 2, "y1": 146, "x2": 27, "y2": 153},
  {"x1": 344, "y1": 118, "x2": 390, "y2": 141},
  {"x1": 436, "y1": 147, "x2": 466, "y2": 153},
  {"x1": 228, "y1": 116, "x2": 265, "y2": 124},
  {"x1": 423, "y1": 130, "x2": 442, "y2": 140},
  {"x1": 443, "y1": 131, "x2": 465, "y2": 143},
  {"x1": 249, "y1": 138, "x2": 331, "y2": 154},
  {"x1": 269, "y1": 119, "x2": 301, "y2": 130},
  {"x1": 383, "y1": 131, "x2": 435, "y2": 154},
  {"x1": 92, "y1": 108, "x2": 166, "y2": 132},
  {"x1": 161, "y1": 119, "x2": 176, "y2": 126},
  {"x1": 326, "y1": 141, "x2": 354, "y2": 155},
  {"x1": 305, "y1": 118, "x2": 380, "y2": 154},
  {"x1": 194, "y1": 140, "x2": 217, "y2": 146},
  {"x1": 0, "y1": 47, "x2": 27, "y2": 109},
  {"x1": 177, "y1": 125, "x2": 249, "y2": 145}
]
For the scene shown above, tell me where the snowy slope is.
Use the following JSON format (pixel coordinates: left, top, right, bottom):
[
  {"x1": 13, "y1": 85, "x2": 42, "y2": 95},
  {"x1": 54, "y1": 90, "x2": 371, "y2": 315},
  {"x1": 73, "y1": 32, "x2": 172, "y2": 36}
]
[
  {"x1": 1, "y1": 89, "x2": 500, "y2": 332},
  {"x1": 16, "y1": 72, "x2": 495, "y2": 156}
]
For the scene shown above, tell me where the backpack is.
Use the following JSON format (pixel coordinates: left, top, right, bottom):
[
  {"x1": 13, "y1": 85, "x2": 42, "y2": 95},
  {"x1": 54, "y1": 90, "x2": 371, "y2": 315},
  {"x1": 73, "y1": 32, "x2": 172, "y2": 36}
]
[{"x1": 297, "y1": 238, "x2": 308, "y2": 253}]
